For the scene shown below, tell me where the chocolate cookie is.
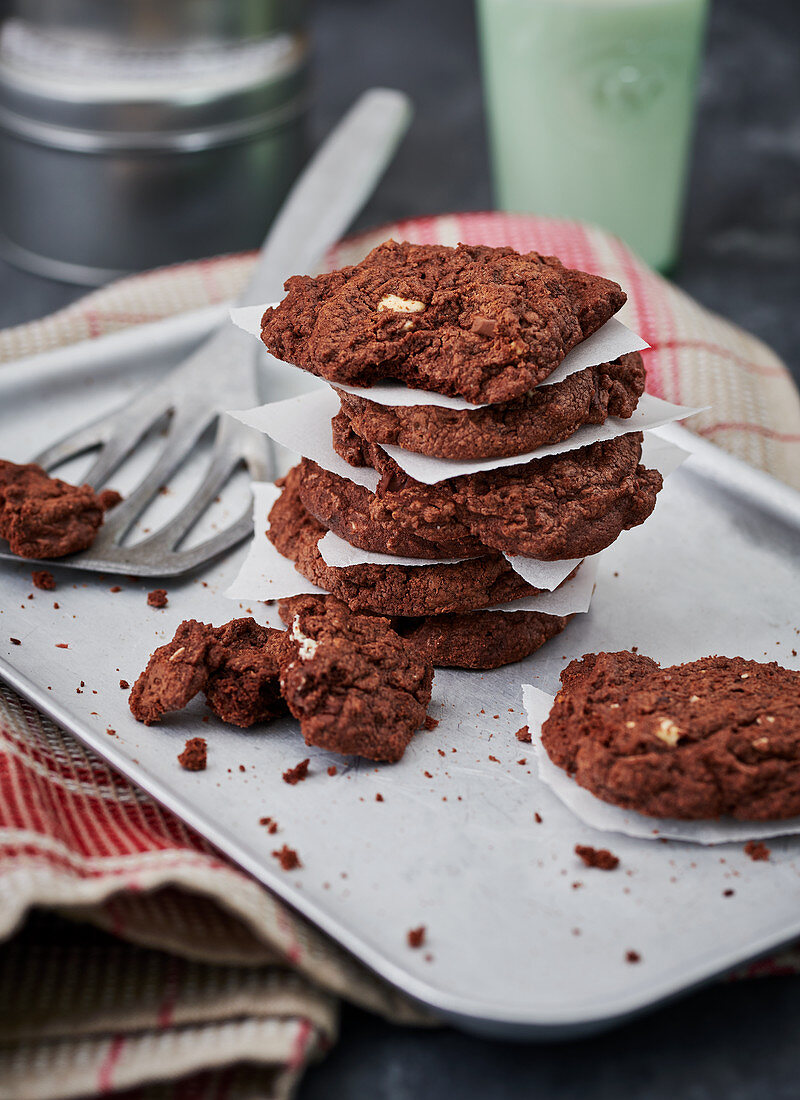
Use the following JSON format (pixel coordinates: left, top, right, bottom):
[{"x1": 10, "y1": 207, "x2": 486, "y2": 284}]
[
  {"x1": 279, "y1": 595, "x2": 570, "y2": 671},
  {"x1": 268, "y1": 465, "x2": 538, "y2": 615},
  {"x1": 541, "y1": 652, "x2": 800, "y2": 820},
  {"x1": 261, "y1": 240, "x2": 626, "y2": 403},
  {"x1": 277, "y1": 594, "x2": 433, "y2": 762},
  {"x1": 297, "y1": 457, "x2": 487, "y2": 560},
  {"x1": 329, "y1": 429, "x2": 662, "y2": 561},
  {"x1": 395, "y1": 608, "x2": 570, "y2": 669},
  {"x1": 334, "y1": 352, "x2": 646, "y2": 460},
  {"x1": 130, "y1": 618, "x2": 290, "y2": 727},
  {"x1": 0, "y1": 459, "x2": 121, "y2": 559}
]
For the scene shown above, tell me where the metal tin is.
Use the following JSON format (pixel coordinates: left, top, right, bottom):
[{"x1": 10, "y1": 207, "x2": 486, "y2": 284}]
[
  {"x1": 1, "y1": 318, "x2": 800, "y2": 1038},
  {"x1": 0, "y1": 19, "x2": 309, "y2": 284},
  {"x1": 7, "y1": 0, "x2": 309, "y2": 44}
]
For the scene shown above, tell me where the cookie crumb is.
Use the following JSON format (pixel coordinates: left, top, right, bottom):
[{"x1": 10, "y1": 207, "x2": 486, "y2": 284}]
[
  {"x1": 488, "y1": 755, "x2": 500, "y2": 763},
  {"x1": 327, "y1": 765, "x2": 337, "y2": 777},
  {"x1": 55, "y1": 642, "x2": 68, "y2": 649},
  {"x1": 407, "y1": 926, "x2": 426, "y2": 948},
  {"x1": 575, "y1": 844, "x2": 620, "y2": 871},
  {"x1": 534, "y1": 812, "x2": 543, "y2": 823},
  {"x1": 32, "y1": 570, "x2": 55, "y2": 590},
  {"x1": 110, "y1": 585, "x2": 122, "y2": 593},
  {"x1": 723, "y1": 889, "x2": 735, "y2": 897},
  {"x1": 283, "y1": 758, "x2": 310, "y2": 785},
  {"x1": 424, "y1": 715, "x2": 439, "y2": 730},
  {"x1": 106, "y1": 728, "x2": 116, "y2": 736},
  {"x1": 515, "y1": 725, "x2": 531, "y2": 743},
  {"x1": 625, "y1": 950, "x2": 641, "y2": 964},
  {"x1": 98, "y1": 489, "x2": 123, "y2": 512},
  {"x1": 53, "y1": 602, "x2": 59, "y2": 609},
  {"x1": 147, "y1": 588, "x2": 168, "y2": 608},
  {"x1": 272, "y1": 844, "x2": 301, "y2": 870},
  {"x1": 9, "y1": 638, "x2": 21, "y2": 646},
  {"x1": 744, "y1": 841, "x2": 770, "y2": 862},
  {"x1": 178, "y1": 737, "x2": 207, "y2": 771},
  {"x1": 119, "y1": 679, "x2": 129, "y2": 689},
  {"x1": 375, "y1": 792, "x2": 384, "y2": 802}
]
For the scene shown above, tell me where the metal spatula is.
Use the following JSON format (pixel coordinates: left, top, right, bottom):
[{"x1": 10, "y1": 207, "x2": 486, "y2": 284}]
[{"x1": 0, "y1": 88, "x2": 412, "y2": 577}]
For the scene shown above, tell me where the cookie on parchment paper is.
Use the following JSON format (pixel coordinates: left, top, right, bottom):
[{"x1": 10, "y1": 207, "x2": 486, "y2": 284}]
[
  {"x1": 326, "y1": 429, "x2": 663, "y2": 562},
  {"x1": 267, "y1": 465, "x2": 539, "y2": 616},
  {"x1": 541, "y1": 651, "x2": 800, "y2": 820},
  {"x1": 260, "y1": 240, "x2": 626, "y2": 404},
  {"x1": 333, "y1": 351, "x2": 645, "y2": 460}
]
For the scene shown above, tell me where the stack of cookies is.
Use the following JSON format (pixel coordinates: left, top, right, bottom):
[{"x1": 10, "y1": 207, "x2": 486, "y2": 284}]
[{"x1": 246, "y1": 240, "x2": 666, "y2": 670}]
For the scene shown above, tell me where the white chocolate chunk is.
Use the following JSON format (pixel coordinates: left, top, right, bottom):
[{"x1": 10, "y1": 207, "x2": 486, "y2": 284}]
[
  {"x1": 377, "y1": 294, "x2": 426, "y2": 314},
  {"x1": 653, "y1": 717, "x2": 683, "y2": 747},
  {"x1": 291, "y1": 615, "x2": 318, "y2": 660}
]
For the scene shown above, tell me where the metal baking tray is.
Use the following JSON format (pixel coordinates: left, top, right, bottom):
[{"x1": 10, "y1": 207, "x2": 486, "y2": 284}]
[{"x1": 1, "y1": 310, "x2": 800, "y2": 1039}]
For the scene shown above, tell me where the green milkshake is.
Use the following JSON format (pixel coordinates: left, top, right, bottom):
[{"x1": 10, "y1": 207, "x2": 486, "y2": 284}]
[{"x1": 476, "y1": 0, "x2": 709, "y2": 271}]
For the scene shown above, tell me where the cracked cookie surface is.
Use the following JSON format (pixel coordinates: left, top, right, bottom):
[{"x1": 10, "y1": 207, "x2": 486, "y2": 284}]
[
  {"x1": 260, "y1": 240, "x2": 626, "y2": 403},
  {"x1": 541, "y1": 652, "x2": 800, "y2": 820}
]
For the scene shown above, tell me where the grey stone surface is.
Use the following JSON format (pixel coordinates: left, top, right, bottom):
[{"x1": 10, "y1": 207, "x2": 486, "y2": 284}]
[
  {"x1": 301, "y1": 979, "x2": 800, "y2": 1099},
  {"x1": 0, "y1": 0, "x2": 797, "y2": 1094}
]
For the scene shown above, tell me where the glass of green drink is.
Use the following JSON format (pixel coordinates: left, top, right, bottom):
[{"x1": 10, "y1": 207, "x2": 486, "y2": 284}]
[{"x1": 476, "y1": 0, "x2": 709, "y2": 271}]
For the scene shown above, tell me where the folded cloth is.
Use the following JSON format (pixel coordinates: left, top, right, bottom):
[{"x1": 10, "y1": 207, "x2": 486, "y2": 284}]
[{"x1": 0, "y1": 214, "x2": 799, "y2": 1100}]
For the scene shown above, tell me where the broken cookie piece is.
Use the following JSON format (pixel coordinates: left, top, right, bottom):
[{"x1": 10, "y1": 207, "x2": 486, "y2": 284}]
[
  {"x1": 129, "y1": 620, "x2": 217, "y2": 725},
  {"x1": 0, "y1": 459, "x2": 122, "y2": 559},
  {"x1": 204, "y1": 618, "x2": 291, "y2": 727},
  {"x1": 129, "y1": 618, "x2": 289, "y2": 727},
  {"x1": 278, "y1": 594, "x2": 434, "y2": 763},
  {"x1": 131, "y1": 604, "x2": 434, "y2": 764}
]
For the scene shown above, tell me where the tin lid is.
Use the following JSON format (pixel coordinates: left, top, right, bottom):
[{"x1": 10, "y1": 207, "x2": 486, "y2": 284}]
[
  {"x1": 6, "y1": 0, "x2": 308, "y2": 44},
  {"x1": 0, "y1": 20, "x2": 309, "y2": 150}
]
